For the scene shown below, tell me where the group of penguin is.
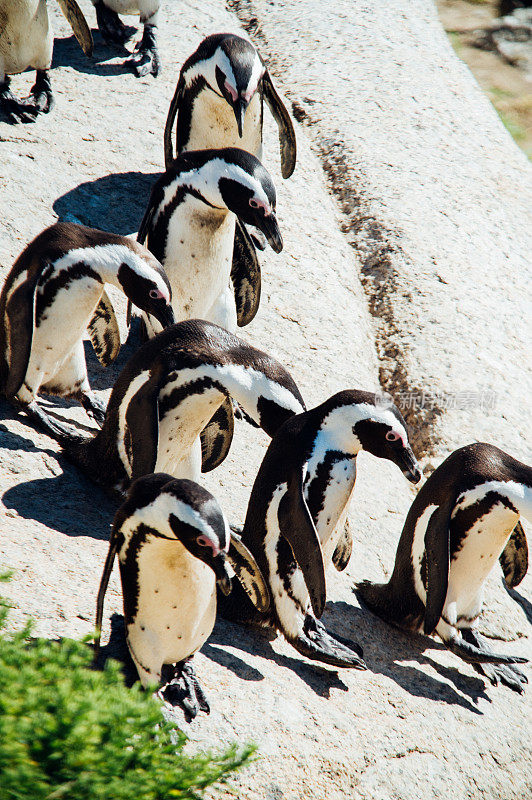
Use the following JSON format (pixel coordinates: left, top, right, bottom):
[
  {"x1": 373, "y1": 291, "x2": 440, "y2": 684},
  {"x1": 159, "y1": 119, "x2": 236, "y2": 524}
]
[{"x1": 0, "y1": 3, "x2": 530, "y2": 721}]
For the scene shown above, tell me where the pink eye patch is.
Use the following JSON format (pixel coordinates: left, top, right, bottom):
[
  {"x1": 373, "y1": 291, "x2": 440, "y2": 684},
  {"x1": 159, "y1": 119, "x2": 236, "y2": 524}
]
[
  {"x1": 386, "y1": 430, "x2": 403, "y2": 444},
  {"x1": 224, "y1": 80, "x2": 238, "y2": 102},
  {"x1": 249, "y1": 197, "x2": 270, "y2": 215},
  {"x1": 149, "y1": 288, "x2": 168, "y2": 301}
]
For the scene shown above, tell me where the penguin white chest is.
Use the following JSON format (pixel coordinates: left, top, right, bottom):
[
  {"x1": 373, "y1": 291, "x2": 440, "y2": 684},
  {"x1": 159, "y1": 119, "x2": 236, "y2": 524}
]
[
  {"x1": 125, "y1": 537, "x2": 217, "y2": 676},
  {"x1": 162, "y1": 200, "x2": 236, "y2": 324},
  {"x1": 156, "y1": 385, "x2": 226, "y2": 479},
  {"x1": 185, "y1": 91, "x2": 263, "y2": 155},
  {"x1": 305, "y1": 442, "x2": 357, "y2": 563},
  {"x1": 22, "y1": 275, "x2": 102, "y2": 396},
  {"x1": 447, "y1": 503, "x2": 519, "y2": 611},
  {"x1": 0, "y1": 0, "x2": 53, "y2": 75}
]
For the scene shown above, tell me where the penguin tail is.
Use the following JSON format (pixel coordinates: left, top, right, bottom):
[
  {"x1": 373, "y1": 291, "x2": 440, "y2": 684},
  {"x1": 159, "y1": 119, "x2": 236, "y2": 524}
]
[{"x1": 355, "y1": 579, "x2": 422, "y2": 631}]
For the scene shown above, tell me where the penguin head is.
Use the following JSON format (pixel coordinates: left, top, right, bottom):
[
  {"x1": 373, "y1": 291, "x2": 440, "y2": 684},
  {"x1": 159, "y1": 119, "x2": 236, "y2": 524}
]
[
  {"x1": 185, "y1": 34, "x2": 265, "y2": 137},
  {"x1": 215, "y1": 149, "x2": 283, "y2": 252},
  {"x1": 320, "y1": 391, "x2": 422, "y2": 483},
  {"x1": 117, "y1": 255, "x2": 175, "y2": 329},
  {"x1": 120, "y1": 474, "x2": 232, "y2": 594}
]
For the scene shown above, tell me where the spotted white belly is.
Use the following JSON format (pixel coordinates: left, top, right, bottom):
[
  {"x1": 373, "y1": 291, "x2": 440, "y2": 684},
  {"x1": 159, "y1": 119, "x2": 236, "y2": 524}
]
[
  {"x1": 0, "y1": 0, "x2": 52, "y2": 75},
  {"x1": 306, "y1": 456, "x2": 357, "y2": 564},
  {"x1": 161, "y1": 198, "x2": 236, "y2": 327},
  {"x1": 18, "y1": 276, "x2": 102, "y2": 401},
  {"x1": 125, "y1": 537, "x2": 216, "y2": 684},
  {"x1": 185, "y1": 90, "x2": 263, "y2": 155},
  {"x1": 155, "y1": 386, "x2": 225, "y2": 479}
]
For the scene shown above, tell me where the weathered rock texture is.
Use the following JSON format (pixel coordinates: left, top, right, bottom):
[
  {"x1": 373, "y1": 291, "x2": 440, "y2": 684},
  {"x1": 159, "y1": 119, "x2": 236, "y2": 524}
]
[{"x1": 0, "y1": 2, "x2": 530, "y2": 800}]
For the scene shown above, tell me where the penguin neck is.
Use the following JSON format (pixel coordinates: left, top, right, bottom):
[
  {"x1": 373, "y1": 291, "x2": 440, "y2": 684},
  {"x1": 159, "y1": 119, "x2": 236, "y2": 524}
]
[
  {"x1": 315, "y1": 408, "x2": 364, "y2": 457},
  {"x1": 72, "y1": 243, "x2": 140, "y2": 290}
]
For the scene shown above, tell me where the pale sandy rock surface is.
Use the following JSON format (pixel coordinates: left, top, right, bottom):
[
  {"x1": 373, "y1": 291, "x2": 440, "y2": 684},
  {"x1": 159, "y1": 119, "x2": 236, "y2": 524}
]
[{"x1": 0, "y1": 2, "x2": 530, "y2": 800}]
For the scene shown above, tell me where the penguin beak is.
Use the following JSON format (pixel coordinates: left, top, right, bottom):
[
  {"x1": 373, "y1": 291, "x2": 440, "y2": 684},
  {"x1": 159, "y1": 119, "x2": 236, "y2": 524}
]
[
  {"x1": 213, "y1": 553, "x2": 232, "y2": 596},
  {"x1": 153, "y1": 304, "x2": 175, "y2": 330},
  {"x1": 233, "y1": 98, "x2": 247, "y2": 138},
  {"x1": 400, "y1": 448, "x2": 422, "y2": 484},
  {"x1": 257, "y1": 212, "x2": 283, "y2": 253}
]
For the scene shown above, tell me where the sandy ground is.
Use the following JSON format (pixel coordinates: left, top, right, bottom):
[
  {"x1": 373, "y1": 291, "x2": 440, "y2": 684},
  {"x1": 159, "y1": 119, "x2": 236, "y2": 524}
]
[{"x1": 0, "y1": 2, "x2": 530, "y2": 799}]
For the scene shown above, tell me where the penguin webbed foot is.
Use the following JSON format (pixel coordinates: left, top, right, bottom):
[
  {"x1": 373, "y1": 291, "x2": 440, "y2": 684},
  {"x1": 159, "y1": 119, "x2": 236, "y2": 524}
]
[
  {"x1": 289, "y1": 614, "x2": 367, "y2": 670},
  {"x1": 460, "y1": 629, "x2": 528, "y2": 693},
  {"x1": 126, "y1": 25, "x2": 160, "y2": 78},
  {"x1": 0, "y1": 80, "x2": 39, "y2": 123},
  {"x1": 20, "y1": 400, "x2": 85, "y2": 443},
  {"x1": 159, "y1": 659, "x2": 210, "y2": 721},
  {"x1": 25, "y1": 71, "x2": 54, "y2": 114},
  {"x1": 94, "y1": 1, "x2": 131, "y2": 44},
  {"x1": 446, "y1": 628, "x2": 528, "y2": 666},
  {"x1": 80, "y1": 391, "x2": 107, "y2": 427}
]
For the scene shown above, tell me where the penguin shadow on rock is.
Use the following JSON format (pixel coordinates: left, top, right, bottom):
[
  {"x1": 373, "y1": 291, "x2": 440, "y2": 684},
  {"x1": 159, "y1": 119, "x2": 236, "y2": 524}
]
[
  {"x1": 504, "y1": 583, "x2": 532, "y2": 625},
  {"x1": 332, "y1": 599, "x2": 489, "y2": 714},
  {"x1": 53, "y1": 171, "x2": 161, "y2": 236},
  {"x1": 93, "y1": 613, "x2": 139, "y2": 687},
  {"x1": 203, "y1": 618, "x2": 350, "y2": 700},
  {"x1": 52, "y1": 32, "x2": 135, "y2": 77},
  {"x1": 1, "y1": 429, "x2": 114, "y2": 540}
]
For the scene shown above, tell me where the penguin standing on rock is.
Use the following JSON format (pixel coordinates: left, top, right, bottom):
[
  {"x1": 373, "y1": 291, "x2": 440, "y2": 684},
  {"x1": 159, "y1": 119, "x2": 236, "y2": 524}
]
[
  {"x1": 163, "y1": 33, "x2": 296, "y2": 177},
  {"x1": 219, "y1": 390, "x2": 422, "y2": 669},
  {"x1": 95, "y1": 473, "x2": 269, "y2": 719},
  {"x1": 0, "y1": 222, "x2": 174, "y2": 433},
  {"x1": 135, "y1": 148, "x2": 283, "y2": 337},
  {"x1": 163, "y1": 33, "x2": 296, "y2": 287},
  {"x1": 36, "y1": 319, "x2": 305, "y2": 496},
  {"x1": 356, "y1": 443, "x2": 530, "y2": 692},
  {"x1": 0, "y1": 0, "x2": 93, "y2": 122},
  {"x1": 90, "y1": 1, "x2": 161, "y2": 77}
]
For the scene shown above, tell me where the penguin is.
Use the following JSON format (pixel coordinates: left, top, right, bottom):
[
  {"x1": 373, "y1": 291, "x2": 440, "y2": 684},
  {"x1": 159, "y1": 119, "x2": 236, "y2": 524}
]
[
  {"x1": 0, "y1": 0, "x2": 92, "y2": 122},
  {"x1": 94, "y1": 473, "x2": 270, "y2": 719},
  {"x1": 356, "y1": 442, "x2": 530, "y2": 692},
  {"x1": 35, "y1": 319, "x2": 305, "y2": 496},
  {"x1": 0, "y1": 222, "x2": 174, "y2": 433},
  {"x1": 163, "y1": 33, "x2": 296, "y2": 292},
  {"x1": 90, "y1": 1, "x2": 160, "y2": 77},
  {"x1": 134, "y1": 147, "x2": 283, "y2": 338},
  {"x1": 163, "y1": 32, "x2": 296, "y2": 177},
  {"x1": 218, "y1": 390, "x2": 422, "y2": 669}
]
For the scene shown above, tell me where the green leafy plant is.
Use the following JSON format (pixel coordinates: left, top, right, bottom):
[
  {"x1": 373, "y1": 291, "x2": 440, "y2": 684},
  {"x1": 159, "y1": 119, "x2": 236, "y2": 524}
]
[{"x1": 0, "y1": 574, "x2": 253, "y2": 800}]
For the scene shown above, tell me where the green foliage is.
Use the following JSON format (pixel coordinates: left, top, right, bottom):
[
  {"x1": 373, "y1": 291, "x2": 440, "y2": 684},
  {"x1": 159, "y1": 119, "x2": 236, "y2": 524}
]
[{"x1": 0, "y1": 576, "x2": 253, "y2": 800}]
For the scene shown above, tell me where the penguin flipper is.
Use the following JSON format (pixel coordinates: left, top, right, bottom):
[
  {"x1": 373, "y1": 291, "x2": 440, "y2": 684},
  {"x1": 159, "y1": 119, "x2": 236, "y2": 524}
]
[
  {"x1": 163, "y1": 77, "x2": 185, "y2": 169},
  {"x1": 200, "y1": 397, "x2": 234, "y2": 472},
  {"x1": 332, "y1": 519, "x2": 353, "y2": 572},
  {"x1": 262, "y1": 70, "x2": 297, "y2": 179},
  {"x1": 137, "y1": 203, "x2": 156, "y2": 247},
  {"x1": 290, "y1": 614, "x2": 366, "y2": 670},
  {"x1": 94, "y1": 525, "x2": 122, "y2": 662},
  {"x1": 500, "y1": 521, "x2": 528, "y2": 589},
  {"x1": 88, "y1": 290, "x2": 121, "y2": 367},
  {"x1": 3, "y1": 267, "x2": 40, "y2": 400},
  {"x1": 227, "y1": 529, "x2": 270, "y2": 613},
  {"x1": 124, "y1": 367, "x2": 161, "y2": 480},
  {"x1": 278, "y1": 464, "x2": 326, "y2": 619},
  {"x1": 423, "y1": 502, "x2": 452, "y2": 636},
  {"x1": 56, "y1": 0, "x2": 94, "y2": 57},
  {"x1": 231, "y1": 220, "x2": 261, "y2": 327}
]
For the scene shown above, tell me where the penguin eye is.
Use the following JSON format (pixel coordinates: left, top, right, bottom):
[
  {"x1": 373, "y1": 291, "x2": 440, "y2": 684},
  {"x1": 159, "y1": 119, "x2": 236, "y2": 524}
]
[
  {"x1": 249, "y1": 198, "x2": 260, "y2": 209},
  {"x1": 196, "y1": 535, "x2": 211, "y2": 547},
  {"x1": 386, "y1": 431, "x2": 401, "y2": 442},
  {"x1": 149, "y1": 289, "x2": 163, "y2": 300}
]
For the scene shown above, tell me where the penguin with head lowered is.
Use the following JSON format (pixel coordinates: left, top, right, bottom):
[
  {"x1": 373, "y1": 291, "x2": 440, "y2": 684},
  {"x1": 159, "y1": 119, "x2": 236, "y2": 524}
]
[
  {"x1": 37, "y1": 319, "x2": 305, "y2": 496},
  {"x1": 163, "y1": 33, "x2": 296, "y2": 294},
  {"x1": 357, "y1": 442, "x2": 530, "y2": 692},
  {"x1": 135, "y1": 147, "x2": 282, "y2": 337},
  {"x1": 90, "y1": 1, "x2": 160, "y2": 77},
  {"x1": 95, "y1": 473, "x2": 269, "y2": 719},
  {"x1": 0, "y1": 1, "x2": 93, "y2": 122},
  {"x1": 219, "y1": 390, "x2": 422, "y2": 669},
  {"x1": 0, "y1": 222, "x2": 174, "y2": 434},
  {"x1": 164, "y1": 32, "x2": 296, "y2": 177}
]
